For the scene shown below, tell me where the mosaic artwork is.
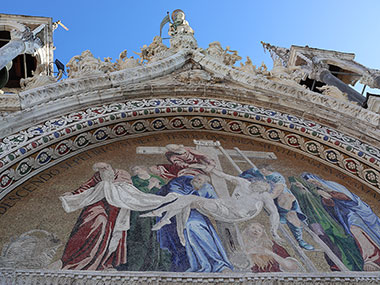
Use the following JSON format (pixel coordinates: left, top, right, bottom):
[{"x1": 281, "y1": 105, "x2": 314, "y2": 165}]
[{"x1": 0, "y1": 133, "x2": 379, "y2": 273}]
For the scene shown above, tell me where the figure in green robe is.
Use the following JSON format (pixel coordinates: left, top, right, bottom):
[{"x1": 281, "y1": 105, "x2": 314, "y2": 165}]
[
  {"x1": 119, "y1": 165, "x2": 172, "y2": 271},
  {"x1": 289, "y1": 176, "x2": 363, "y2": 271}
]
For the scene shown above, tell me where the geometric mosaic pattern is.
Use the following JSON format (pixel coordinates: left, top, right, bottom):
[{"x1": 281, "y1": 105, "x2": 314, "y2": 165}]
[{"x1": 0, "y1": 98, "x2": 379, "y2": 199}]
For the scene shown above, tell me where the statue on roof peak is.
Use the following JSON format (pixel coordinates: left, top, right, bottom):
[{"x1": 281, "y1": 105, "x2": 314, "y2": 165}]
[
  {"x1": 169, "y1": 9, "x2": 194, "y2": 36},
  {"x1": 160, "y1": 9, "x2": 194, "y2": 37}
]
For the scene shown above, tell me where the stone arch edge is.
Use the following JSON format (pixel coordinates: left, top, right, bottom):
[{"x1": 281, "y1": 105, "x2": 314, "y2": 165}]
[{"x1": 0, "y1": 97, "x2": 379, "y2": 201}]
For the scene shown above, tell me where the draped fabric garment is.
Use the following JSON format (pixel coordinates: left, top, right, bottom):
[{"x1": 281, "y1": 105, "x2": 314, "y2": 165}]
[
  {"x1": 289, "y1": 176, "x2": 363, "y2": 271},
  {"x1": 60, "y1": 170, "x2": 177, "y2": 270},
  {"x1": 155, "y1": 148, "x2": 213, "y2": 179},
  {"x1": 239, "y1": 168, "x2": 307, "y2": 223},
  {"x1": 157, "y1": 176, "x2": 233, "y2": 272},
  {"x1": 250, "y1": 242, "x2": 291, "y2": 273},
  {"x1": 121, "y1": 174, "x2": 172, "y2": 271},
  {"x1": 60, "y1": 171, "x2": 126, "y2": 270},
  {"x1": 302, "y1": 173, "x2": 380, "y2": 269}
]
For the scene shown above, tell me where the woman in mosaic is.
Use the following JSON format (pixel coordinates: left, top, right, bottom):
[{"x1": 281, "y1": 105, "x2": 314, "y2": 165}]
[
  {"x1": 302, "y1": 173, "x2": 380, "y2": 271},
  {"x1": 242, "y1": 222, "x2": 301, "y2": 272},
  {"x1": 289, "y1": 176, "x2": 363, "y2": 271}
]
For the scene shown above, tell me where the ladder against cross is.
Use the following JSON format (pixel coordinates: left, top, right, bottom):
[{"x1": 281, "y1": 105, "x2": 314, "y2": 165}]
[
  {"x1": 136, "y1": 140, "x2": 277, "y2": 198},
  {"x1": 136, "y1": 140, "x2": 349, "y2": 272},
  {"x1": 136, "y1": 140, "x2": 276, "y2": 268}
]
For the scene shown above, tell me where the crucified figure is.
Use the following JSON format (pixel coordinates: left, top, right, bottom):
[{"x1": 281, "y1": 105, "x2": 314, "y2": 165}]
[
  {"x1": 141, "y1": 166, "x2": 282, "y2": 243},
  {"x1": 210, "y1": 167, "x2": 282, "y2": 241}
]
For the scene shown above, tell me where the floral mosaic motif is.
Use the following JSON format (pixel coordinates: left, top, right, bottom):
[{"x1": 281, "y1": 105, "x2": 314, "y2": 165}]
[
  {"x1": 16, "y1": 160, "x2": 32, "y2": 177},
  {"x1": 305, "y1": 141, "x2": 322, "y2": 155},
  {"x1": 0, "y1": 98, "x2": 378, "y2": 163},
  {"x1": 345, "y1": 159, "x2": 360, "y2": 173},
  {"x1": 36, "y1": 150, "x2": 52, "y2": 165},
  {"x1": 1, "y1": 116, "x2": 379, "y2": 198},
  {"x1": 112, "y1": 123, "x2": 130, "y2": 137},
  {"x1": 55, "y1": 140, "x2": 72, "y2": 156},
  {"x1": 228, "y1": 121, "x2": 242, "y2": 133},
  {"x1": 0, "y1": 170, "x2": 14, "y2": 189},
  {"x1": 0, "y1": 98, "x2": 379, "y2": 197},
  {"x1": 170, "y1": 117, "x2": 185, "y2": 129}
]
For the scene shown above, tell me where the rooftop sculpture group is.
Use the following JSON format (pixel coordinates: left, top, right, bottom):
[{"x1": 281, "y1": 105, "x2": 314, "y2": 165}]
[{"x1": 2, "y1": 9, "x2": 379, "y2": 111}]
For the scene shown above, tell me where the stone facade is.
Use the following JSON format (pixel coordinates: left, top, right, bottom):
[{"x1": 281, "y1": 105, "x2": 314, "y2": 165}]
[{"x1": 0, "y1": 10, "x2": 380, "y2": 284}]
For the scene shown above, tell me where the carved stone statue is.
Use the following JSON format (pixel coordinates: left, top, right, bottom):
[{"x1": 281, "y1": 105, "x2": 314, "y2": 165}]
[
  {"x1": 66, "y1": 50, "x2": 114, "y2": 78},
  {"x1": 116, "y1": 50, "x2": 140, "y2": 70},
  {"x1": 134, "y1": 36, "x2": 169, "y2": 63},
  {"x1": 258, "y1": 62, "x2": 270, "y2": 76},
  {"x1": 20, "y1": 64, "x2": 60, "y2": 91},
  {"x1": 223, "y1": 46, "x2": 242, "y2": 66},
  {"x1": 205, "y1": 42, "x2": 242, "y2": 66},
  {"x1": 238, "y1": 56, "x2": 257, "y2": 74},
  {"x1": 268, "y1": 58, "x2": 306, "y2": 88},
  {"x1": 168, "y1": 9, "x2": 194, "y2": 36}
]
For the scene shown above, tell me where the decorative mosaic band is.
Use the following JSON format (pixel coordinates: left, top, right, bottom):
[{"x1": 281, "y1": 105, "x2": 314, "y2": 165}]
[{"x1": 0, "y1": 98, "x2": 379, "y2": 199}]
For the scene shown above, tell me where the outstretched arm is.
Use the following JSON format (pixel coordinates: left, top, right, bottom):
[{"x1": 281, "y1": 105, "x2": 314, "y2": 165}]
[
  {"x1": 211, "y1": 168, "x2": 247, "y2": 185},
  {"x1": 262, "y1": 192, "x2": 281, "y2": 241}
]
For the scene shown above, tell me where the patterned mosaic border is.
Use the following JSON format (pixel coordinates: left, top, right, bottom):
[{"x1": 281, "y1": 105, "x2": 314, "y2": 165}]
[{"x1": 0, "y1": 98, "x2": 379, "y2": 199}]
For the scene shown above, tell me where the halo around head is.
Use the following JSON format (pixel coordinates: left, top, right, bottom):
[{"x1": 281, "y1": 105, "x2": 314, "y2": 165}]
[{"x1": 171, "y1": 9, "x2": 185, "y2": 21}]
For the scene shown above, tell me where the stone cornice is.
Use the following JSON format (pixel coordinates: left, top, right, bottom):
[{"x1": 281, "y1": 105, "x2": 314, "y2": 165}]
[
  {"x1": 0, "y1": 49, "x2": 378, "y2": 148},
  {"x1": 1, "y1": 268, "x2": 380, "y2": 284}
]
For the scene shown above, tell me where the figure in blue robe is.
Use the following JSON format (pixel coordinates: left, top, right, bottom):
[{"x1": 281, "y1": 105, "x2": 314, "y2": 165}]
[
  {"x1": 157, "y1": 175, "x2": 233, "y2": 272},
  {"x1": 239, "y1": 167, "x2": 313, "y2": 250},
  {"x1": 302, "y1": 173, "x2": 380, "y2": 270}
]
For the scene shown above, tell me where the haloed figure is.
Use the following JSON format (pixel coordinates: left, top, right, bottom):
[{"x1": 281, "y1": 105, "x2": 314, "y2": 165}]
[
  {"x1": 150, "y1": 144, "x2": 215, "y2": 179},
  {"x1": 119, "y1": 165, "x2": 171, "y2": 272},
  {"x1": 156, "y1": 173, "x2": 233, "y2": 273},
  {"x1": 240, "y1": 165, "x2": 314, "y2": 250},
  {"x1": 242, "y1": 223, "x2": 301, "y2": 273},
  {"x1": 302, "y1": 173, "x2": 380, "y2": 271}
]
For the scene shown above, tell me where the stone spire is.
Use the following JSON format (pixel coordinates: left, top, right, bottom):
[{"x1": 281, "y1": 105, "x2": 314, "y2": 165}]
[{"x1": 261, "y1": 41, "x2": 290, "y2": 67}]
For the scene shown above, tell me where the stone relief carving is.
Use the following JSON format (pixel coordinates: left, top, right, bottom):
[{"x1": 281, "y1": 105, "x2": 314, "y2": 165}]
[
  {"x1": 116, "y1": 50, "x2": 141, "y2": 70},
  {"x1": 134, "y1": 36, "x2": 171, "y2": 63},
  {"x1": 360, "y1": 68, "x2": 380, "y2": 89},
  {"x1": 204, "y1": 42, "x2": 242, "y2": 66},
  {"x1": 20, "y1": 64, "x2": 60, "y2": 91},
  {"x1": 0, "y1": 230, "x2": 61, "y2": 269},
  {"x1": 316, "y1": 85, "x2": 349, "y2": 101},
  {"x1": 66, "y1": 50, "x2": 110, "y2": 78},
  {"x1": 236, "y1": 57, "x2": 270, "y2": 76},
  {"x1": 266, "y1": 58, "x2": 307, "y2": 88},
  {"x1": 175, "y1": 69, "x2": 224, "y2": 84},
  {"x1": 9, "y1": 25, "x2": 43, "y2": 55},
  {"x1": 237, "y1": 56, "x2": 257, "y2": 74}
]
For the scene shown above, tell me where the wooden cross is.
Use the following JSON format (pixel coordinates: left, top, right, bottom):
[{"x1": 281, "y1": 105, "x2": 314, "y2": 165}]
[{"x1": 136, "y1": 140, "x2": 277, "y2": 198}]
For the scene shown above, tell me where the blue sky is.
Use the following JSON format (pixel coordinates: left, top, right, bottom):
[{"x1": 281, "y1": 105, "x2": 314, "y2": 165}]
[{"x1": 2, "y1": 0, "x2": 380, "y2": 92}]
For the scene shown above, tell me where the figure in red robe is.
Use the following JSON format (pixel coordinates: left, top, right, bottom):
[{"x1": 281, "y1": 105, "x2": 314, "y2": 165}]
[
  {"x1": 149, "y1": 144, "x2": 215, "y2": 179},
  {"x1": 60, "y1": 162, "x2": 131, "y2": 270}
]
